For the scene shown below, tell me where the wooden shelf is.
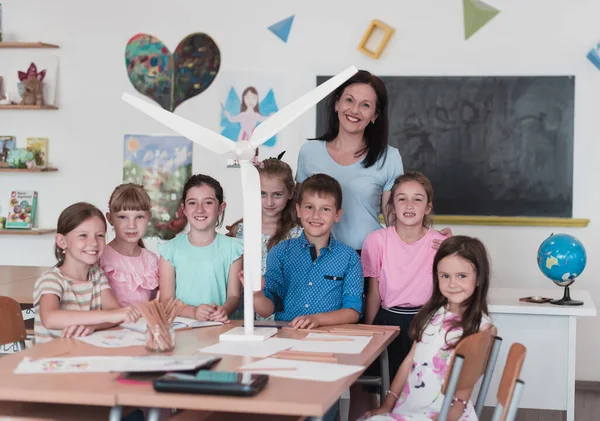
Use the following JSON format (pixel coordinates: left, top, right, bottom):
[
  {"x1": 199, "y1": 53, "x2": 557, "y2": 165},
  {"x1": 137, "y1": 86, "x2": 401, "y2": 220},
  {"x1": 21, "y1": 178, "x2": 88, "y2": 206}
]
[
  {"x1": 0, "y1": 42, "x2": 59, "y2": 49},
  {"x1": 0, "y1": 167, "x2": 58, "y2": 173},
  {"x1": 0, "y1": 105, "x2": 58, "y2": 110},
  {"x1": 0, "y1": 228, "x2": 55, "y2": 236}
]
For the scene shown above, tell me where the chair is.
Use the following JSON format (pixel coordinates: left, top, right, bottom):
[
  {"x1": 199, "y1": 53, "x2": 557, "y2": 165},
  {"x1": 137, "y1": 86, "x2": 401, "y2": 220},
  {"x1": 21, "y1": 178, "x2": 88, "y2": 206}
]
[
  {"x1": 0, "y1": 296, "x2": 27, "y2": 352},
  {"x1": 438, "y1": 328, "x2": 495, "y2": 421},
  {"x1": 475, "y1": 329, "x2": 503, "y2": 417},
  {"x1": 491, "y1": 343, "x2": 527, "y2": 421}
]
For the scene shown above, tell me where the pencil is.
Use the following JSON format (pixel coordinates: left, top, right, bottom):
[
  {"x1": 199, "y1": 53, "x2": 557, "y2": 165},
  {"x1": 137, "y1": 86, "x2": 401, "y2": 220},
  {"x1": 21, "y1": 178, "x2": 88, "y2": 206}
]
[{"x1": 237, "y1": 367, "x2": 297, "y2": 372}]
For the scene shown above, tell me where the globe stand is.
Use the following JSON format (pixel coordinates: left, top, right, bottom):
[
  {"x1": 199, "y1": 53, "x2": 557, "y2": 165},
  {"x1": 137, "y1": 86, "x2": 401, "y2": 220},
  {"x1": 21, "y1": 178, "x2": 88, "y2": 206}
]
[{"x1": 551, "y1": 284, "x2": 583, "y2": 306}]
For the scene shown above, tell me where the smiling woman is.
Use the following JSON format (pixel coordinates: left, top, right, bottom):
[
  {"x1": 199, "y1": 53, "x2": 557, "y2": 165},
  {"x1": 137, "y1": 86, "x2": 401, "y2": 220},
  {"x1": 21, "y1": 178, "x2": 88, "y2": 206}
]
[{"x1": 296, "y1": 70, "x2": 403, "y2": 252}]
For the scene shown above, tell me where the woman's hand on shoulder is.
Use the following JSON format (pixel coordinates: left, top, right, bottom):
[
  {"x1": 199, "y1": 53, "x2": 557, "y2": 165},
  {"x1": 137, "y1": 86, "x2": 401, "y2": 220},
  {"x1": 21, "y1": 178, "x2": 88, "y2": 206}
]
[{"x1": 432, "y1": 227, "x2": 453, "y2": 250}]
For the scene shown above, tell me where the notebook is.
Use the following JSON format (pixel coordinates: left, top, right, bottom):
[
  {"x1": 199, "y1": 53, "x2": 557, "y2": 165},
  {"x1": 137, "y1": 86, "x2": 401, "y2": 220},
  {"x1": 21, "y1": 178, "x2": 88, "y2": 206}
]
[{"x1": 121, "y1": 317, "x2": 222, "y2": 333}]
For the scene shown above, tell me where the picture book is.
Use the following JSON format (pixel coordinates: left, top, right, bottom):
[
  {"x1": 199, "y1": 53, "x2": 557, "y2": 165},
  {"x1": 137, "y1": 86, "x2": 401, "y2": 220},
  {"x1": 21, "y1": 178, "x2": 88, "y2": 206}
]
[
  {"x1": 26, "y1": 137, "x2": 49, "y2": 167},
  {"x1": 0, "y1": 135, "x2": 15, "y2": 166},
  {"x1": 121, "y1": 316, "x2": 222, "y2": 333},
  {"x1": 6, "y1": 190, "x2": 37, "y2": 229}
]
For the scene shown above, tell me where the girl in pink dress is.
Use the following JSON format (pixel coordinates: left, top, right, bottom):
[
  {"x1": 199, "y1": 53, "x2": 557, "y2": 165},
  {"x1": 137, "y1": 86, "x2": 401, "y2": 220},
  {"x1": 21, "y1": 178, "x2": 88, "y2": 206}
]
[
  {"x1": 359, "y1": 236, "x2": 492, "y2": 421},
  {"x1": 101, "y1": 183, "x2": 159, "y2": 306}
]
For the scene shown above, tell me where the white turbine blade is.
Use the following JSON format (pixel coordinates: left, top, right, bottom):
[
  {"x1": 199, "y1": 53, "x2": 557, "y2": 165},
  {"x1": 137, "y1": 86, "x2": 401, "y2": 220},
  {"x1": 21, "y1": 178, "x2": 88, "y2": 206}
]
[
  {"x1": 122, "y1": 92, "x2": 235, "y2": 155},
  {"x1": 239, "y1": 162, "x2": 262, "y2": 296},
  {"x1": 249, "y1": 65, "x2": 358, "y2": 147}
]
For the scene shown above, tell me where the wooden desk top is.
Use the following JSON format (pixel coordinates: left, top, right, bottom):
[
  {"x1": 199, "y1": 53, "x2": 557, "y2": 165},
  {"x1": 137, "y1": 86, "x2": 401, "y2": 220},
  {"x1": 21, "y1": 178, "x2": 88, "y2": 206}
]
[
  {"x1": 0, "y1": 266, "x2": 49, "y2": 285},
  {"x1": 0, "y1": 322, "x2": 398, "y2": 417},
  {"x1": 0, "y1": 277, "x2": 36, "y2": 304}
]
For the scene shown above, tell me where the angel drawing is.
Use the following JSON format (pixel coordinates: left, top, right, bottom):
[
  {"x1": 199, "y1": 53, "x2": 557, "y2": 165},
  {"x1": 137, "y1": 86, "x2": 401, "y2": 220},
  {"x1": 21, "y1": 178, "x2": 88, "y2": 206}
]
[{"x1": 220, "y1": 86, "x2": 279, "y2": 155}]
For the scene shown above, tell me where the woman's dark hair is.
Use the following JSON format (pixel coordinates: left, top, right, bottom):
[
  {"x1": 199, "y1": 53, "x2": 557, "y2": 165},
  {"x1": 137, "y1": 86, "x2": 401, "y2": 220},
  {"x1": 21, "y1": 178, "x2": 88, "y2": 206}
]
[
  {"x1": 182, "y1": 174, "x2": 226, "y2": 228},
  {"x1": 55, "y1": 202, "x2": 106, "y2": 267},
  {"x1": 258, "y1": 158, "x2": 298, "y2": 251},
  {"x1": 311, "y1": 70, "x2": 389, "y2": 168},
  {"x1": 409, "y1": 236, "x2": 490, "y2": 349}
]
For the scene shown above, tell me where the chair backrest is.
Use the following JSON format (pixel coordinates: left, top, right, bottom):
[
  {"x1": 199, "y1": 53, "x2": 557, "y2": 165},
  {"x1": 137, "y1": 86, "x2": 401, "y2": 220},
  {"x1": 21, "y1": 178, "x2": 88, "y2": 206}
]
[
  {"x1": 494, "y1": 343, "x2": 527, "y2": 421},
  {"x1": 475, "y1": 331, "x2": 503, "y2": 416},
  {"x1": 0, "y1": 296, "x2": 27, "y2": 347},
  {"x1": 439, "y1": 327, "x2": 495, "y2": 421}
]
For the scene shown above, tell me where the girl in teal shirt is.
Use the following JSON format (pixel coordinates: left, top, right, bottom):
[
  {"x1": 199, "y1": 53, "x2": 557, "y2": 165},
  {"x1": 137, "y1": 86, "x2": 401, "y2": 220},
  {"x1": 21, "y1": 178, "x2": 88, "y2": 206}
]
[{"x1": 158, "y1": 174, "x2": 243, "y2": 322}]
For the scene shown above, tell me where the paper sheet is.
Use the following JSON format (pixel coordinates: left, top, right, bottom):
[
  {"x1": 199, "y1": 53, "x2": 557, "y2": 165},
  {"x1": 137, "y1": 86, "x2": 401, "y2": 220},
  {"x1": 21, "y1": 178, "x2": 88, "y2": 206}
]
[
  {"x1": 289, "y1": 333, "x2": 372, "y2": 354},
  {"x1": 14, "y1": 355, "x2": 220, "y2": 374},
  {"x1": 197, "y1": 337, "x2": 297, "y2": 358},
  {"x1": 237, "y1": 357, "x2": 364, "y2": 382},
  {"x1": 121, "y1": 317, "x2": 222, "y2": 333},
  {"x1": 74, "y1": 329, "x2": 146, "y2": 348}
]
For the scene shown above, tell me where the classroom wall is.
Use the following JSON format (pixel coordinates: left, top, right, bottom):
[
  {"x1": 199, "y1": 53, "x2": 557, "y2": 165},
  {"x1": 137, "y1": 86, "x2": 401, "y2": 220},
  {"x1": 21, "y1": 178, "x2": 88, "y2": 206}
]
[{"x1": 0, "y1": 0, "x2": 599, "y2": 379}]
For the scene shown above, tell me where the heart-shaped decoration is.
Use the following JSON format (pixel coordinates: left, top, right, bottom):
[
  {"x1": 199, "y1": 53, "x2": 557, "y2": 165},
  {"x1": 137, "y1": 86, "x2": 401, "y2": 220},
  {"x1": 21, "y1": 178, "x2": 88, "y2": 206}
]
[{"x1": 125, "y1": 33, "x2": 220, "y2": 111}]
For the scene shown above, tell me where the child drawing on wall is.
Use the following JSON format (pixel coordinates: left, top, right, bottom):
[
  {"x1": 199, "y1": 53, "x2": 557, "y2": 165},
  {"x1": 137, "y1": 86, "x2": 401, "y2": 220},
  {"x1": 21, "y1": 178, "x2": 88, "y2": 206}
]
[{"x1": 221, "y1": 85, "x2": 279, "y2": 167}]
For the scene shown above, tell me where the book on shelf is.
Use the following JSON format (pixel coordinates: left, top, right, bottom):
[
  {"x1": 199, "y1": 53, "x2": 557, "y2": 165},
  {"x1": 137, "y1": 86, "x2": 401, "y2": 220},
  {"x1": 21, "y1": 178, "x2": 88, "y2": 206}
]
[
  {"x1": 0, "y1": 135, "x2": 16, "y2": 166},
  {"x1": 120, "y1": 316, "x2": 222, "y2": 333},
  {"x1": 26, "y1": 137, "x2": 48, "y2": 168},
  {"x1": 6, "y1": 190, "x2": 37, "y2": 229}
]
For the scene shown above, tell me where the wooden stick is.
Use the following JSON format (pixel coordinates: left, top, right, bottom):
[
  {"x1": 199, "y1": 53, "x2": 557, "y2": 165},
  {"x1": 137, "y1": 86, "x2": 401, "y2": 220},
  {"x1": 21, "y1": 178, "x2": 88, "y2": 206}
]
[
  {"x1": 327, "y1": 329, "x2": 377, "y2": 336},
  {"x1": 299, "y1": 337, "x2": 352, "y2": 342},
  {"x1": 281, "y1": 327, "x2": 331, "y2": 333},
  {"x1": 276, "y1": 350, "x2": 335, "y2": 357},
  {"x1": 272, "y1": 354, "x2": 338, "y2": 363}
]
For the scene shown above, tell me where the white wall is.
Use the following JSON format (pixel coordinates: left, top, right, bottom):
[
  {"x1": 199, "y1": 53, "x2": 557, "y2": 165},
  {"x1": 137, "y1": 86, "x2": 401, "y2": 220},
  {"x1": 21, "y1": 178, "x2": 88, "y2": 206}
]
[{"x1": 1, "y1": 0, "x2": 599, "y2": 379}]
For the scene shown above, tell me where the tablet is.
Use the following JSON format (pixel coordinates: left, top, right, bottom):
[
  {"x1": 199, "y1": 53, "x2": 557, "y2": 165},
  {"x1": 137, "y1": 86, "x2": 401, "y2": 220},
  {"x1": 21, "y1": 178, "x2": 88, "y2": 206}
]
[{"x1": 153, "y1": 370, "x2": 269, "y2": 396}]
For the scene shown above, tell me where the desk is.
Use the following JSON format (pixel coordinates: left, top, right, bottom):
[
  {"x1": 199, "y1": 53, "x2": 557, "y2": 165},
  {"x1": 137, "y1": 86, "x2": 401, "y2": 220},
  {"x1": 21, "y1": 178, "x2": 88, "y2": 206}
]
[
  {"x1": 482, "y1": 287, "x2": 596, "y2": 421},
  {"x1": 0, "y1": 322, "x2": 398, "y2": 421}
]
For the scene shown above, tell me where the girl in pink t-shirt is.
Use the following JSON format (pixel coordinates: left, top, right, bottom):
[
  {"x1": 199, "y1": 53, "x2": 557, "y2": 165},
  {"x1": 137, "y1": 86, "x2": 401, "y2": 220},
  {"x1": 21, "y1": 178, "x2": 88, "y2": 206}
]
[
  {"x1": 361, "y1": 171, "x2": 447, "y2": 381},
  {"x1": 100, "y1": 183, "x2": 159, "y2": 306}
]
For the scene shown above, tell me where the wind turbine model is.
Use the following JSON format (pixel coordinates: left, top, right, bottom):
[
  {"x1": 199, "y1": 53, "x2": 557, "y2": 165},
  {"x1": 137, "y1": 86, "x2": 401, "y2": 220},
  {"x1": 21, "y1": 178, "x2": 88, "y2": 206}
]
[{"x1": 123, "y1": 65, "x2": 358, "y2": 341}]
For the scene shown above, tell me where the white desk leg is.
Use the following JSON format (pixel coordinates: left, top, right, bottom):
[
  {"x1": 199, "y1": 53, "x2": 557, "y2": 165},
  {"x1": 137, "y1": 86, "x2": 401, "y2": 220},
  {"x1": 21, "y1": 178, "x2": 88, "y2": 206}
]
[
  {"x1": 567, "y1": 316, "x2": 576, "y2": 421},
  {"x1": 109, "y1": 406, "x2": 122, "y2": 421}
]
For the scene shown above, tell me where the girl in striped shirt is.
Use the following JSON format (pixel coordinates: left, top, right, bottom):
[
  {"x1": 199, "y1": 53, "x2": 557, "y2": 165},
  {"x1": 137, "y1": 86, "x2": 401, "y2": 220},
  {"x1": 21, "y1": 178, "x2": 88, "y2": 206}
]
[{"x1": 34, "y1": 202, "x2": 140, "y2": 344}]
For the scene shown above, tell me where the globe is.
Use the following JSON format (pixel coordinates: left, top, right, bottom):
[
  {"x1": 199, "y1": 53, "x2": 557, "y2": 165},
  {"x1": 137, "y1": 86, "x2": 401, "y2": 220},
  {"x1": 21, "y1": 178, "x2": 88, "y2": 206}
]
[{"x1": 537, "y1": 233, "x2": 586, "y2": 305}]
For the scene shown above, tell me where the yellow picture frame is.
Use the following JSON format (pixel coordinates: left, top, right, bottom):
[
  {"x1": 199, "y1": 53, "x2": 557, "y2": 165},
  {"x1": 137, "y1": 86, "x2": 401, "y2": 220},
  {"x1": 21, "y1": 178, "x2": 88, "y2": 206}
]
[{"x1": 358, "y1": 19, "x2": 395, "y2": 59}]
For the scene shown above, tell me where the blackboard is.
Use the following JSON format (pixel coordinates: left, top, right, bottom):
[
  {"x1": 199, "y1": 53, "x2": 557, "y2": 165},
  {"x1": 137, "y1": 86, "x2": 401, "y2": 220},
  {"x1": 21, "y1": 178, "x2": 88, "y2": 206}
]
[{"x1": 316, "y1": 76, "x2": 575, "y2": 217}]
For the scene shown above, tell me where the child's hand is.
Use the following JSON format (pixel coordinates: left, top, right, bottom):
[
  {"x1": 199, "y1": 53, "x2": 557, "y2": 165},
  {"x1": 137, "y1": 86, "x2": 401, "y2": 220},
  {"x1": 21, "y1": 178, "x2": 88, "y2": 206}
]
[
  {"x1": 432, "y1": 227, "x2": 453, "y2": 250},
  {"x1": 239, "y1": 270, "x2": 265, "y2": 292},
  {"x1": 361, "y1": 406, "x2": 390, "y2": 419},
  {"x1": 61, "y1": 325, "x2": 95, "y2": 338},
  {"x1": 111, "y1": 307, "x2": 139, "y2": 323},
  {"x1": 289, "y1": 315, "x2": 320, "y2": 329},
  {"x1": 195, "y1": 304, "x2": 217, "y2": 321},
  {"x1": 209, "y1": 306, "x2": 230, "y2": 323}
]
